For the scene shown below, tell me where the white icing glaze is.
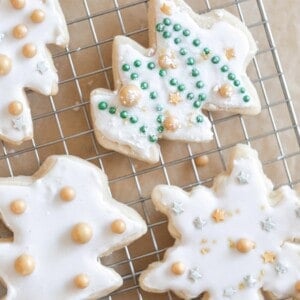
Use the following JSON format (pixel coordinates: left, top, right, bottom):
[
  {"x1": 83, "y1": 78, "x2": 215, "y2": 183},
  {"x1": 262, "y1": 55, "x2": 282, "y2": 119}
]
[
  {"x1": 0, "y1": 155, "x2": 147, "y2": 299},
  {"x1": 0, "y1": 0, "x2": 69, "y2": 144},
  {"x1": 139, "y1": 144, "x2": 300, "y2": 299},
  {"x1": 91, "y1": 0, "x2": 260, "y2": 163}
]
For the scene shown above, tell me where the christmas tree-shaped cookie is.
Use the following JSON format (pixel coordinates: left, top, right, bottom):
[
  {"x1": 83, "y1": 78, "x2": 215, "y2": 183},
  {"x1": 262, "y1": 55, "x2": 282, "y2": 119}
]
[
  {"x1": 0, "y1": 0, "x2": 69, "y2": 145},
  {"x1": 90, "y1": 0, "x2": 260, "y2": 163},
  {"x1": 139, "y1": 144, "x2": 300, "y2": 299},
  {"x1": 0, "y1": 156, "x2": 147, "y2": 299}
]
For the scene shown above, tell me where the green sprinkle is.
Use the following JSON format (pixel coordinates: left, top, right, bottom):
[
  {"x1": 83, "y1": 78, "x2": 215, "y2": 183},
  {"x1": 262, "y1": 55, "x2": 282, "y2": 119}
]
[
  {"x1": 148, "y1": 62, "x2": 156, "y2": 70},
  {"x1": 157, "y1": 126, "x2": 164, "y2": 133},
  {"x1": 163, "y1": 18, "x2": 172, "y2": 26},
  {"x1": 198, "y1": 93, "x2": 206, "y2": 101},
  {"x1": 221, "y1": 65, "x2": 229, "y2": 72},
  {"x1": 174, "y1": 37, "x2": 181, "y2": 44},
  {"x1": 243, "y1": 95, "x2": 250, "y2": 102},
  {"x1": 157, "y1": 114, "x2": 164, "y2": 123},
  {"x1": 156, "y1": 23, "x2": 164, "y2": 32},
  {"x1": 193, "y1": 39, "x2": 201, "y2": 47},
  {"x1": 228, "y1": 73, "x2": 236, "y2": 80},
  {"x1": 193, "y1": 100, "x2": 201, "y2": 108},
  {"x1": 180, "y1": 48, "x2": 187, "y2": 56},
  {"x1": 140, "y1": 125, "x2": 147, "y2": 134},
  {"x1": 173, "y1": 24, "x2": 182, "y2": 31},
  {"x1": 122, "y1": 64, "x2": 130, "y2": 72},
  {"x1": 163, "y1": 31, "x2": 171, "y2": 38},
  {"x1": 134, "y1": 60, "x2": 142, "y2": 67},
  {"x1": 109, "y1": 107, "x2": 116, "y2": 114},
  {"x1": 178, "y1": 84, "x2": 186, "y2": 92},
  {"x1": 196, "y1": 115, "x2": 204, "y2": 123},
  {"x1": 150, "y1": 91, "x2": 158, "y2": 99},
  {"x1": 192, "y1": 68, "x2": 199, "y2": 77},
  {"x1": 120, "y1": 111, "x2": 128, "y2": 119},
  {"x1": 159, "y1": 69, "x2": 167, "y2": 77},
  {"x1": 131, "y1": 73, "x2": 138, "y2": 80},
  {"x1": 211, "y1": 56, "x2": 220, "y2": 64},
  {"x1": 130, "y1": 116, "x2": 138, "y2": 124},
  {"x1": 203, "y1": 47, "x2": 210, "y2": 55},
  {"x1": 156, "y1": 104, "x2": 163, "y2": 112},
  {"x1": 141, "y1": 82, "x2": 149, "y2": 89},
  {"x1": 149, "y1": 135, "x2": 158, "y2": 143},
  {"x1": 240, "y1": 87, "x2": 246, "y2": 94},
  {"x1": 234, "y1": 79, "x2": 240, "y2": 87},
  {"x1": 196, "y1": 81, "x2": 204, "y2": 89},
  {"x1": 187, "y1": 57, "x2": 195, "y2": 65},
  {"x1": 183, "y1": 29, "x2": 190, "y2": 36},
  {"x1": 170, "y1": 78, "x2": 178, "y2": 86},
  {"x1": 98, "y1": 101, "x2": 108, "y2": 110},
  {"x1": 187, "y1": 93, "x2": 194, "y2": 100}
]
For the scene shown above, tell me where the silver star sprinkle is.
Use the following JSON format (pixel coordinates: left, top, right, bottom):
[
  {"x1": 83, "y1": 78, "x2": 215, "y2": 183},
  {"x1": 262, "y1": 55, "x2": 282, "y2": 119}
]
[
  {"x1": 236, "y1": 171, "x2": 250, "y2": 184},
  {"x1": 223, "y1": 287, "x2": 237, "y2": 297},
  {"x1": 193, "y1": 217, "x2": 207, "y2": 230},
  {"x1": 171, "y1": 200, "x2": 184, "y2": 215},
  {"x1": 296, "y1": 207, "x2": 300, "y2": 218},
  {"x1": 0, "y1": 33, "x2": 5, "y2": 42},
  {"x1": 275, "y1": 262, "x2": 288, "y2": 274},
  {"x1": 36, "y1": 61, "x2": 49, "y2": 75},
  {"x1": 260, "y1": 217, "x2": 275, "y2": 232},
  {"x1": 188, "y1": 267, "x2": 202, "y2": 281},
  {"x1": 12, "y1": 117, "x2": 25, "y2": 131},
  {"x1": 243, "y1": 275, "x2": 257, "y2": 288}
]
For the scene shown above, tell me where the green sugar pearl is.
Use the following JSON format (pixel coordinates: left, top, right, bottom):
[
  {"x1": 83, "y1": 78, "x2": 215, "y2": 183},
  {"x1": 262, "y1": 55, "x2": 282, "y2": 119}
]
[
  {"x1": 196, "y1": 81, "x2": 204, "y2": 89},
  {"x1": 174, "y1": 37, "x2": 181, "y2": 44},
  {"x1": 163, "y1": 31, "x2": 171, "y2": 39},
  {"x1": 122, "y1": 64, "x2": 130, "y2": 72},
  {"x1": 159, "y1": 69, "x2": 167, "y2": 77},
  {"x1": 157, "y1": 114, "x2": 164, "y2": 123},
  {"x1": 243, "y1": 95, "x2": 250, "y2": 102},
  {"x1": 157, "y1": 126, "x2": 164, "y2": 133},
  {"x1": 120, "y1": 111, "x2": 128, "y2": 119},
  {"x1": 187, "y1": 57, "x2": 195, "y2": 66},
  {"x1": 156, "y1": 104, "x2": 163, "y2": 112},
  {"x1": 234, "y1": 79, "x2": 240, "y2": 87},
  {"x1": 149, "y1": 135, "x2": 158, "y2": 143},
  {"x1": 141, "y1": 82, "x2": 149, "y2": 89},
  {"x1": 193, "y1": 100, "x2": 201, "y2": 108},
  {"x1": 109, "y1": 107, "x2": 116, "y2": 114},
  {"x1": 178, "y1": 84, "x2": 186, "y2": 92},
  {"x1": 193, "y1": 39, "x2": 201, "y2": 47},
  {"x1": 131, "y1": 73, "x2": 138, "y2": 80},
  {"x1": 156, "y1": 23, "x2": 165, "y2": 32},
  {"x1": 187, "y1": 93, "x2": 195, "y2": 100},
  {"x1": 183, "y1": 29, "x2": 190, "y2": 36},
  {"x1": 150, "y1": 91, "x2": 158, "y2": 100},
  {"x1": 240, "y1": 87, "x2": 246, "y2": 94},
  {"x1": 173, "y1": 24, "x2": 182, "y2": 31},
  {"x1": 148, "y1": 62, "x2": 156, "y2": 70},
  {"x1": 228, "y1": 73, "x2": 236, "y2": 80},
  {"x1": 221, "y1": 65, "x2": 229, "y2": 72},
  {"x1": 198, "y1": 93, "x2": 207, "y2": 101},
  {"x1": 170, "y1": 78, "x2": 178, "y2": 86},
  {"x1": 211, "y1": 56, "x2": 220, "y2": 64},
  {"x1": 192, "y1": 68, "x2": 199, "y2": 77},
  {"x1": 98, "y1": 101, "x2": 108, "y2": 110},
  {"x1": 130, "y1": 116, "x2": 138, "y2": 124},
  {"x1": 134, "y1": 60, "x2": 142, "y2": 67},
  {"x1": 180, "y1": 48, "x2": 187, "y2": 56},
  {"x1": 140, "y1": 125, "x2": 147, "y2": 134},
  {"x1": 203, "y1": 47, "x2": 210, "y2": 55},
  {"x1": 196, "y1": 115, "x2": 204, "y2": 123},
  {"x1": 163, "y1": 18, "x2": 172, "y2": 26}
]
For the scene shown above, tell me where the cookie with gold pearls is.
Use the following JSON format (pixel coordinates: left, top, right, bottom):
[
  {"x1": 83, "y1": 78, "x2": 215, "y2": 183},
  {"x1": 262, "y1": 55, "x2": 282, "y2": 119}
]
[
  {"x1": 0, "y1": 155, "x2": 147, "y2": 299},
  {"x1": 139, "y1": 144, "x2": 300, "y2": 299},
  {"x1": 90, "y1": 0, "x2": 260, "y2": 164},
  {"x1": 0, "y1": 0, "x2": 69, "y2": 145}
]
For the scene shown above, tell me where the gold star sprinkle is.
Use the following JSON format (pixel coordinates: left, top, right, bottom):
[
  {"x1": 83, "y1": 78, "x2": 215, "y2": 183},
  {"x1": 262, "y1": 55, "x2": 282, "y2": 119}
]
[
  {"x1": 212, "y1": 209, "x2": 226, "y2": 222},
  {"x1": 262, "y1": 251, "x2": 276, "y2": 264},
  {"x1": 169, "y1": 92, "x2": 181, "y2": 105},
  {"x1": 225, "y1": 48, "x2": 236, "y2": 60},
  {"x1": 160, "y1": 3, "x2": 172, "y2": 15},
  {"x1": 200, "y1": 247, "x2": 210, "y2": 255}
]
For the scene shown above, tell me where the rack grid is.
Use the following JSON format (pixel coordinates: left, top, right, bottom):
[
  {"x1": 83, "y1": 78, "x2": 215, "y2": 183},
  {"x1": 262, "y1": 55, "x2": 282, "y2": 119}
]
[{"x1": 0, "y1": 0, "x2": 299, "y2": 299}]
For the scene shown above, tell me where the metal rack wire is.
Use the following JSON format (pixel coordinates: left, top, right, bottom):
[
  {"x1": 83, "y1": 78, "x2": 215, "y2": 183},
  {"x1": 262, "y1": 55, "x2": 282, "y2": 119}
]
[{"x1": 0, "y1": 0, "x2": 299, "y2": 299}]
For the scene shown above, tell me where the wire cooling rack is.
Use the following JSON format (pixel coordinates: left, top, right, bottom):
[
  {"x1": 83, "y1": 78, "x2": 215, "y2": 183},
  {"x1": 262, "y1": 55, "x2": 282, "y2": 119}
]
[{"x1": 0, "y1": 0, "x2": 299, "y2": 299}]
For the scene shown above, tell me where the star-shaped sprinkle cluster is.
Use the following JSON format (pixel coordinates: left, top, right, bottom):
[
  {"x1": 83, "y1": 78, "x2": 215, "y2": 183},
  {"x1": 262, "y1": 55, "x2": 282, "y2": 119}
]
[
  {"x1": 0, "y1": 0, "x2": 69, "y2": 145},
  {"x1": 0, "y1": 156, "x2": 146, "y2": 299},
  {"x1": 91, "y1": 0, "x2": 260, "y2": 163},
  {"x1": 139, "y1": 144, "x2": 300, "y2": 299}
]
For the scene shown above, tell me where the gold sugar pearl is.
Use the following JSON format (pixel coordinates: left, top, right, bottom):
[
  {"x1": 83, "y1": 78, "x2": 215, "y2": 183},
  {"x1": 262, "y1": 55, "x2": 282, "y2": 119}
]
[
  {"x1": 60, "y1": 186, "x2": 76, "y2": 202},
  {"x1": 111, "y1": 219, "x2": 126, "y2": 234},
  {"x1": 158, "y1": 54, "x2": 176, "y2": 69},
  {"x1": 0, "y1": 54, "x2": 12, "y2": 76},
  {"x1": 22, "y1": 43, "x2": 37, "y2": 58},
  {"x1": 74, "y1": 274, "x2": 90, "y2": 289},
  {"x1": 10, "y1": 0, "x2": 25, "y2": 9},
  {"x1": 171, "y1": 262, "x2": 185, "y2": 275},
  {"x1": 10, "y1": 199, "x2": 26, "y2": 214},
  {"x1": 163, "y1": 115, "x2": 179, "y2": 131},
  {"x1": 13, "y1": 24, "x2": 28, "y2": 39},
  {"x1": 236, "y1": 238, "x2": 255, "y2": 253},
  {"x1": 31, "y1": 9, "x2": 45, "y2": 23},
  {"x1": 8, "y1": 101, "x2": 23, "y2": 116},
  {"x1": 14, "y1": 254, "x2": 35, "y2": 276},
  {"x1": 71, "y1": 223, "x2": 93, "y2": 244},
  {"x1": 119, "y1": 85, "x2": 141, "y2": 107},
  {"x1": 219, "y1": 84, "x2": 233, "y2": 98},
  {"x1": 295, "y1": 281, "x2": 300, "y2": 292},
  {"x1": 195, "y1": 155, "x2": 209, "y2": 167}
]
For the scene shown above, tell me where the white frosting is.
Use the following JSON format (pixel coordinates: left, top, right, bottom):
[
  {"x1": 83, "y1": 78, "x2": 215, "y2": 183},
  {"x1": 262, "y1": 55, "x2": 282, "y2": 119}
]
[
  {"x1": 0, "y1": 156, "x2": 147, "y2": 299},
  {"x1": 139, "y1": 144, "x2": 300, "y2": 299},
  {"x1": 0, "y1": 0, "x2": 69, "y2": 144},
  {"x1": 91, "y1": 0, "x2": 260, "y2": 163}
]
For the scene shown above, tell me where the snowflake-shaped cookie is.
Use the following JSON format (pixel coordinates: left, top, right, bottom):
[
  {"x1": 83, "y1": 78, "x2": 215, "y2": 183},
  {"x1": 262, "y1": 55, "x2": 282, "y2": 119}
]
[
  {"x1": 0, "y1": 0, "x2": 69, "y2": 144},
  {"x1": 0, "y1": 156, "x2": 147, "y2": 299},
  {"x1": 90, "y1": 0, "x2": 260, "y2": 163},
  {"x1": 139, "y1": 144, "x2": 300, "y2": 299}
]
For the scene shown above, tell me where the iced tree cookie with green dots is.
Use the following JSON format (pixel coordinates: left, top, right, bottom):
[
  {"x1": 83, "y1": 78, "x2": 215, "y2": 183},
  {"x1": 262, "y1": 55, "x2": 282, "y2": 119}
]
[
  {"x1": 0, "y1": 0, "x2": 69, "y2": 145},
  {"x1": 90, "y1": 0, "x2": 260, "y2": 163},
  {"x1": 139, "y1": 144, "x2": 300, "y2": 300},
  {"x1": 0, "y1": 155, "x2": 147, "y2": 299}
]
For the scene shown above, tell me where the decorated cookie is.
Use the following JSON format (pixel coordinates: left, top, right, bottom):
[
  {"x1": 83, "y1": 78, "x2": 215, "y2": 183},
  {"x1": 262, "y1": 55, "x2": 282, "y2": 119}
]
[
  {"x1": 139, "y1": 144, "x2": 300, "y2": 299},
  {"x1": 90, "y1": 0, "x2": 260, "y2": 163},
  {"x1": 0, "y1": 0, "x2": 69, "y2": 145},
  {"x1": 0, "y1": 155, "x2": 147, "y2": 299}
]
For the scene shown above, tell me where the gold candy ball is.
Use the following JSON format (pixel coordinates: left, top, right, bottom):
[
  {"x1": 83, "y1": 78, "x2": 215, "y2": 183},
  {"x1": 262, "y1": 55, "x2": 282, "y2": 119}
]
[
  {"x1": 10, "y1": 0, "x2": 25, "y2": 9},
  {"x1": 171, "y1": 262, "x2": 185, "y2": 275},
  {"x1": 195, "y1": 155, "x2": 209, "y2": 167},
  {"x1": 10, "y1": 199, "x2": 27, "y2": 214},
  {"x1": 60, "y1": 186, "x2": 76, "y2": 202},
  {"x1": 14, "y1": 254, "x2": 35, "y2": 276},
  {"x1": 236, "y1": 238, "x2": 255, "y2": 253},
  {"x1": 158, "y1": 54, "x2": 176, "y2": 69},
  {"x1": 163, "y1": 115, "x2": 179, "y2": 132},
  {"x1": 74, "y1": 274, "x2": 89, "y2": 289},
  {"x1": 31, "y1": 9, "x2": 45, "y2": 23},
  {"x1": 13, "y1": 24, "x2": 28, "y2": 39},
  {"x1": 0, "y1": 54, "x2": 12, "y2": 76},
  {"x1": 71, "y1": 223, "x2": 93, "y2": 244},
  {"x1": 295, "y1": 281, "x2": 300, "y2": 292},
  {"x1": 119, "y1": 85, "x2": 141, "y2": 107},
  {"x1": 8, "y1": 101, "x2": 23, "y2": 116},
  {"x1": 111, "y1": 219, "x2": 126, "y2": 234},
  {"x1": 22, "y1": 43, "x2": 37, "y2": 58},
  {"x1": 218, "y1": 84, "x2": 233, "y2": 98}
]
